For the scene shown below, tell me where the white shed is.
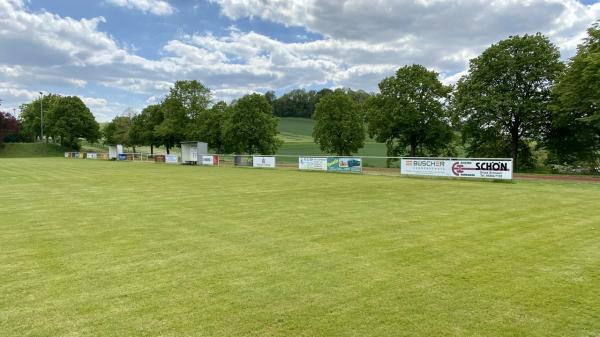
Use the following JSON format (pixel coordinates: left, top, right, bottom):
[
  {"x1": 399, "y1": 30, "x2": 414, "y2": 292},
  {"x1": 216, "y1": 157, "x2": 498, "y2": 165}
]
[
  {"x1": 181, "y1": 141, "x2": 208, "y2": 164},
  {"x1": 108, "y1": 144, "x2": 124, "y2": 160}
]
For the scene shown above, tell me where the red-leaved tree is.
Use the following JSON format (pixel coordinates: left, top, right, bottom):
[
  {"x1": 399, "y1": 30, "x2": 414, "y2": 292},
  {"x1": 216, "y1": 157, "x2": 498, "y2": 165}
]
[{"x1": 0, "y1": 111, "x2": 20, "y2": 145}]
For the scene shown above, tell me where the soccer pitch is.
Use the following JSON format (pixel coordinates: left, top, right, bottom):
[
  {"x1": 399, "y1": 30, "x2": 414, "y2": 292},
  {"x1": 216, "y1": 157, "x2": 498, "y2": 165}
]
[{"x1": 1, "y1": 158, "x2": 599, "y2": 336}]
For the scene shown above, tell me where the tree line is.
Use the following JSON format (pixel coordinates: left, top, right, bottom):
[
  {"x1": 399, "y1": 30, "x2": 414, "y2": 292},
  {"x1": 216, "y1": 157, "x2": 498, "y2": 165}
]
[
  {"x1": 104, "y1": 81, "x2": 281, "y2": 155},
  {"x1": 12, "y1": 23, "x2": 599, "y2": 171},
  {"x1": 266, "y1": 88, "x2": 371, "y2": 118},
  {"x1": 102, "y1": 83, "x2": 373, "y2": 156},
  {"x1": 314, "y1": 25, "x2": 600, "y2": 171}
]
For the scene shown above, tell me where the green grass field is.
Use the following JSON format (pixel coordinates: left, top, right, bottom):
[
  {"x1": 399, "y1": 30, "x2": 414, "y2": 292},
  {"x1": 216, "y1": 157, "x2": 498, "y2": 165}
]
[{"x1": 1, "y1": 158, "x2": 599, "y2": 336}]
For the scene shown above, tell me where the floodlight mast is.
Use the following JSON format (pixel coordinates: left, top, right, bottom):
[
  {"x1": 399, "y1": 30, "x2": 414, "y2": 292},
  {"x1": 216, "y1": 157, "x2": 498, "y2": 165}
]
[{"x1": 39, "y1": 92, "x2": 43, "y2": 142}]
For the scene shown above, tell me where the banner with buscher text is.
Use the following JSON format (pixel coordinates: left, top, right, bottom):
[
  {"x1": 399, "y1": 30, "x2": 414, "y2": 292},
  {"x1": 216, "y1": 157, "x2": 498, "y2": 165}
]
[{"x1": 400, "y1": 158, "x2": 513, "y2": 180}]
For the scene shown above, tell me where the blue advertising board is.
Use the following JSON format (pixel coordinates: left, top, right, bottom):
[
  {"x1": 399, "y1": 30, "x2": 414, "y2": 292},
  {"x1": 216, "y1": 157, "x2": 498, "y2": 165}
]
[{"x1": 326, "y1": 157, "x2": 362, "y2": 173}]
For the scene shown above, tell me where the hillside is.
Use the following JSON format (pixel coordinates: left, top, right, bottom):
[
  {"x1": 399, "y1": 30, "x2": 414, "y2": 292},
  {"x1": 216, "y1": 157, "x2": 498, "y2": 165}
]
[
  {"x1": 278, "y1": 117, "x2": 315, "y2": 142},
  {"x1": 277, "y1": 117, "x2": 388, "y2": 162},
  {"x1": 0, "y1": 143, "x2": 67, "y2": 158}
]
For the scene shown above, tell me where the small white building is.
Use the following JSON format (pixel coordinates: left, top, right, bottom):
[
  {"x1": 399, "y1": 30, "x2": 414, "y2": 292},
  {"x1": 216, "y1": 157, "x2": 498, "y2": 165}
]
[
  {"x1": 181, "y1": 141, "x2": 208, "y2": 164},
  {"x1": 108, "y1": 144, "x2": 124, "y2": 160}
]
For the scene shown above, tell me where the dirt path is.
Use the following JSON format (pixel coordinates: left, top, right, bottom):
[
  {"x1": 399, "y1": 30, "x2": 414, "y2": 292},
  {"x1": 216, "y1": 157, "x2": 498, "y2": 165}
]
[
  {"x1": 514, "y1": 173, "x2": 600, "y2": 183},
  {"x1": 364, "y1": 166, "x2": 600, "y2": 183}
]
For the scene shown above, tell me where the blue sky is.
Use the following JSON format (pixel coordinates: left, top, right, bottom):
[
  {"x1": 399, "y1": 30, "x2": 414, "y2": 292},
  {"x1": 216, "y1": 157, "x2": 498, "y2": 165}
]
[{"x1": 0, "y1": 0, "x2": 599, "y2": 121}]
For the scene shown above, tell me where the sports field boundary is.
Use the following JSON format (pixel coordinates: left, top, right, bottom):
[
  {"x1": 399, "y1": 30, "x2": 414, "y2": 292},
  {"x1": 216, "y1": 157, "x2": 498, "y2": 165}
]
[{"x1": 58, "y1": 151, "x2": 600, "y2": 183}]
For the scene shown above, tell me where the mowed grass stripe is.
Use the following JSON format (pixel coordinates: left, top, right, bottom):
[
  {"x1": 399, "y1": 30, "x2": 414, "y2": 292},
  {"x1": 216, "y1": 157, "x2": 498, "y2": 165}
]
[{"x1": 0, "y1": 158, "x2": 599, "y2": 337}]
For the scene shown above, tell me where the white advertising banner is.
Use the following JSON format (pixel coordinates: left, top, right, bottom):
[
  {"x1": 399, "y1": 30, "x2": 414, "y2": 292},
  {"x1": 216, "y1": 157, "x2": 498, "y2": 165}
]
[
  {"x1": 401, "y1": 158, "x2": 513, "y2": 180},
  {"x1": 165, "y1": 154, "x2": 179, "y2": 164},
  {"x1": 401, "y1": 159, "x2": 447, "y2": 177},
  {"x1": 253, "y1": 156, "x2": 276, "y2": 168},
  {"x1": 201, "y1": 155, "x2": 218, "y2": 166},
  {"x1": 87, "y1": 153, "x2": 98, "y2": 159},
  {"x1": 299, "y1": 157, "x2": 328, "y2": 171}
]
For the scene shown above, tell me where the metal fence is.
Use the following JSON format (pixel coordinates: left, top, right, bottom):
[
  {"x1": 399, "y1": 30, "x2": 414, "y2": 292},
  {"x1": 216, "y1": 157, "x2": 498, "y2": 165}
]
[
  {"x1": 212, "y1": 154, "x2": 403, "y2": 176},
  {"x1": 67, "y1": 151, "x2": 403, "y2": 174},
  {"x1": 65, "y1": 152, "x2": 515, "y2": 180}
]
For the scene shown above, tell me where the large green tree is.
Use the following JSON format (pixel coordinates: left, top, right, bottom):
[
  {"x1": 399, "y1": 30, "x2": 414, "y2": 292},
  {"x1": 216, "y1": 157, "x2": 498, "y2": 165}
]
[
  {"x1": 223, "y1": 94, "x2": 281, "y2": 154},
  {"x1": 313, "y1": 89, "x2": 365, "y2": 155},
  {"x1": 18, "y1": 94, "x2": 60, "y2": 142},
  {"x1": 46, "y1": 96, "x2": 100, "y2": 149},
  {"x1": 367, "y1": 64, "x2": 453, "y2": 159},
  {"x1": 156, "y1": 80, "x2": 212, "y2": 153},
  {"x1": 453, "y1": 34, "x2": 563, "y2": 169},
  {"x1": 129, "y1": 105, "x2": 164, "y2": 154},
  {"x1": 547, "y1": 23, "x2": 600, "y2": 167},
  {"x1": 192, "y1": 101, "x2": 227, "y2": 153},
  {"x1": 104, "y1": 116, "x2": 133, "y2": 149}
]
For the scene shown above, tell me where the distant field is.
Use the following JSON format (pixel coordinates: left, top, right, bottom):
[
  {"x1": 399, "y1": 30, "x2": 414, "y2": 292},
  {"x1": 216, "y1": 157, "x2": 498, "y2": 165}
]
[
  {"x1": 277, "y1": 117, "x2": 390, "y2": 166},
  {"x1": 277, "y1": 117, "x2": 315, "y2": 142},
  {"x1": 1, "y1": 158, "x2": 599, "y2": 336}
]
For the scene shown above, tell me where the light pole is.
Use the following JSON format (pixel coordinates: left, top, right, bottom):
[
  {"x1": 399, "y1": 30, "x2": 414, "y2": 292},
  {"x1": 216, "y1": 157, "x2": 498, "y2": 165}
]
[{"x1": 39, "y1": 92, "x2": 44, "y2": 142}]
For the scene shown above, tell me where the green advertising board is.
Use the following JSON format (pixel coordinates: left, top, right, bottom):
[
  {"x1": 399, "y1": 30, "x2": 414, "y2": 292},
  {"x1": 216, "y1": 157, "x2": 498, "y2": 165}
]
[{"x1": 327, "y1": 157, "x2": 362, "y2": 173}]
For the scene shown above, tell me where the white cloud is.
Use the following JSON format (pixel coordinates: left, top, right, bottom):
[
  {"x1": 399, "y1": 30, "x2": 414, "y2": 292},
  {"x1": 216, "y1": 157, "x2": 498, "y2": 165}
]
[
  {"x1": 0, "y1": 82, "x2": 117, "y2": 121},
  {"x1": 0, "y1": 83, "x2": 39, "y2": 103},
  {"x1": 211, "y1": 0, "x2": 600, "y2": 54},
  {"x1": 1, "y1": 0, "x2": 600, "y2": 121},
  {"x1": 209, "y1": 0, "x2": 600, "y2": 73},
  {"x1": 105, "y1": 0, "x2": 175, "y2": 16}
]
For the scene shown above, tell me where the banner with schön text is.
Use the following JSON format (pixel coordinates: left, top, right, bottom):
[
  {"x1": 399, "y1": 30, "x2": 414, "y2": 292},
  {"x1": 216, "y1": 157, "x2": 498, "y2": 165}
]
[{"x1": 401, "y1": 158, "x2": 513, "y2": 180}]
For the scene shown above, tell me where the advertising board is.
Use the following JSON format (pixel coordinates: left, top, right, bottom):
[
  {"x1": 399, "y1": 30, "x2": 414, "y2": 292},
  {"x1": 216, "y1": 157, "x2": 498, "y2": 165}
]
[
  {"x1": 401, "y1": 158, "x2": 513, "y2": 180},
  {"x1": 201, "y1": 155, "x2": 219, "y2": 166},
  {"x1": 299, "y1": 157, "x2": 328, "y2": 171},
  {"x1": 400, "y1": 159, "x2": 447, "y2": 176},
  {"x1": 86, "y1": 153, "x2": 97, "y2": 159},
  {"x1": 449, "y1": 159, "x2": 513, "y2": 180},
  {"x1": 253, "y1": 156, "x2": 276, "y2": 168},
  {"x1": 327, "y1": 157, "x2": 362, "y2": 173},
  {"x1": 234, "y1": 155, "x2": 254, "y2": 167},
  {"x1": 165, "y1": 154, "x2": 179, "y2": 164}
]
